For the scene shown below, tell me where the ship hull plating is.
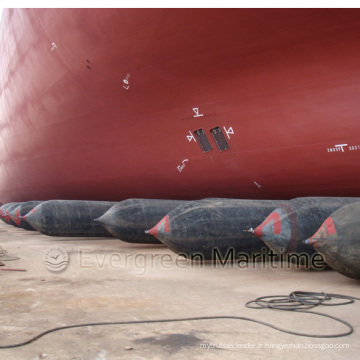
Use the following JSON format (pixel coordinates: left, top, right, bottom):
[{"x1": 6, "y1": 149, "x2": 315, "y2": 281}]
[{"x1": 1, "y1": 9, "x2": 360, "y2": 202}]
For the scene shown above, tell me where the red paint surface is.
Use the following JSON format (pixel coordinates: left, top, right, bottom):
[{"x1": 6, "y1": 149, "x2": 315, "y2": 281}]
[
  {"x1": 148, "y1": 223, "x2": 159, "y2": 238},
  {"x1": 254, "y1": 212, "x2": 281, "y2": 237},
  {"x1": 325, "y1": 217, "x2": 337, "y2": 235},
  {"x1": 3, "y1": 211, "x2": 10, "y2": 223},
  {"x1": 163, "y1": 215, "x2": 170, "y2": 233},
  {"x1": 14, "y1": 209, "x2": 21, "y2": 226},
  {"x1": 309, "y1": 216, "x2": 337, "y2": 244},
  {"x1": 9, "y1": 211, "x2": 17, "y2": 223},
  {"x1": 148, "y1": 215, "x2": 170, "y2": 238},
  {"x1": 2, "y1": 9, "x2": 360, "y2": 202}
]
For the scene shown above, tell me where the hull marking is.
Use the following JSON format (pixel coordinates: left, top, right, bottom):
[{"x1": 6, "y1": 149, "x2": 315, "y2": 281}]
[
  {"x1": 177, "y1": 159, "x2": 189, "y2": 172},
  {"x1": 327, "y1": 143, "x2": 360, "y2": 152},
  {"x1": 335, "y1": 144, "x2": 348, "y2": 152},
  {"x1": 186, "y1": 131, "x2": 196, "y2": 142},
  {"x1": 223, "y1": 126, "x2": 234, "y2": 139},
  {"x1": 254, "y1": 181, "x2": 262, "y2": 188},
  {"x1": 123, "y1": 74, "x2": 130, "y2": 90},
  {"x1": 193, "y1": 107, "x2": 204, "y2": 117}
]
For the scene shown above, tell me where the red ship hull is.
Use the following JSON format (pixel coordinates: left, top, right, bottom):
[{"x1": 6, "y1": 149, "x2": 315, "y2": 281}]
[{"x1": 1, "y1": 8, "x2": 360, "y2": 203}]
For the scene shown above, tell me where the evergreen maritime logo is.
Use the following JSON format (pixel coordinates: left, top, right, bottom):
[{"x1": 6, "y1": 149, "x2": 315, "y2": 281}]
[{"x1": 43, "y1": 246, "x2": 69, "y2": 272}]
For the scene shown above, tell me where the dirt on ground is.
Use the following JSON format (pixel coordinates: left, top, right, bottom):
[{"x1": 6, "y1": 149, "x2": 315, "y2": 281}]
[{"x1": 0, "y1": 222, "x2": 359, "y2": 359}]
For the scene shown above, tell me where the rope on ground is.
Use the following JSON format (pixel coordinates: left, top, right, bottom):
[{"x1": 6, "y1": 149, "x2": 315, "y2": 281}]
[
  {"x1": 0, "y1": 246, "x2": 20, "y2": 261},
  {"x1": 0, "y1": 291, "x2": 359, "y2": 349}
]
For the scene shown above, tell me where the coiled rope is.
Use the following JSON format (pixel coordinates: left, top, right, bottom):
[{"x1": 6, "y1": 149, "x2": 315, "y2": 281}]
[{"x1": 0, "y1": 291, "x2": 358, "y2": 349}]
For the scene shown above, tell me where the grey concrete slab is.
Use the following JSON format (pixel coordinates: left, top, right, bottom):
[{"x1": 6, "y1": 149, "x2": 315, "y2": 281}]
[{"x1": 0, "y1": 221, "x2": 359, "y2": 360}]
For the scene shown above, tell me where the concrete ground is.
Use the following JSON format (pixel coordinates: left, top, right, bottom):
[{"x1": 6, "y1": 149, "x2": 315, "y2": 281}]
[{"x1": 0, "y1": 221, "x2": 359, "y2": 360}]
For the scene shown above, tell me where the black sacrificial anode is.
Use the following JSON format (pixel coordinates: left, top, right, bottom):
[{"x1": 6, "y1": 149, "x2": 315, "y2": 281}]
[{"x1": 95, "y1": 198, "x2": 187, "y2": 244}]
